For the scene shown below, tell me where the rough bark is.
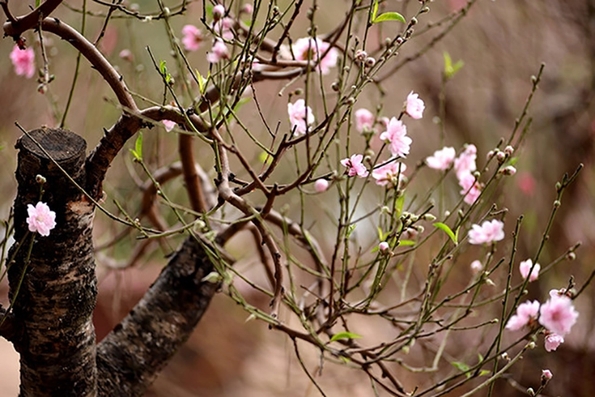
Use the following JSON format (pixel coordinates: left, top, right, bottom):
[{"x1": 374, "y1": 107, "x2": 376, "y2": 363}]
[
  {"x1": 96, "y1": 235, "x2": 224, "y2": 396},
  {"x1": 8, "y1": 127, "x2": 97, "y2": 397}
]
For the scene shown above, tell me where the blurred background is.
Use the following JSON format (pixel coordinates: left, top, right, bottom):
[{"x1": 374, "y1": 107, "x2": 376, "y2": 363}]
[{"x1": 1, "y1": 0, "x2": 594, "y2": 396}]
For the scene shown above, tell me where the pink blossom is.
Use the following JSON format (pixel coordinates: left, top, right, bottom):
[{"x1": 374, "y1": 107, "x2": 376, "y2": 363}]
[
  {"x1": 426, "y1": 147, "x2": 456, "y2": 170},
  {"x1": 341, "y1": 154, "x2": 369, "y2": 177},
  {"x1": 468, "y1": 219, "x2": 504, "y2": 245},
  {"x1": 500, "y1": 165, "x2": 517, "y2": 176},
  {"x1": 212, "y1": 4, "x2": 225, "y2": 20},
  {"x1": 458, "y1": 172, "x2": 482, "y2": 205},
  {"x1": 287, "y1": 99, "x2": 315, "y2": 135},
  {"x1": 26, "y1": 202, "x2": 56, "y2": 237},
  {"x1": 517, "y1": 172, "x2": 536, "y2": 196},
  {"x1": 405, "y1": 91, "x2": 425, "y2": 119},
  {"x1": 241, "y1": 3, "x2": 254, "y2": 14},
  {"x1": 541, "y1": 369, "x2": 553, "y2": 381},
  {"x1": 519, "y1": 259, "x2": 540, "y2": 282},
  {"x1": 212, "y1": 17, "x2": 235, "y2": 40},
  {"x1": 119, "y1": 49, "x2": 133, "y2": 62},
  {"x1": 162, "y1": 120, "x2": 176, "y2": 132},
  {"x1": 10, "y1": 45, "x2": 35, "y2": 79},
  {"x1": 379, "y1": 118, "x2": 412, "y2": 158},
  {"x1": 378, "y1": 242, "x2": 390, "y2": 252},
  {"x1": 539, "y1": 294, "x2": 579, "y2": 336},
  {"x1": 206, "y1": 40, "x2": 229, "y2": 63},
  {"x1": 470, "y1": 260, "x2": 483, "y2": 274},
  {"x1": 354, "y1": 108, "x2": 375, "y2": 133},
  {"x1": 454, "y1": 144, "x2": 477, "y2": 180},
  {"x1": 372, "y1": 161, "x2": 406, "y2": 187},
  {"x1": 544, "y1": 333, "x2": 564, "y2": 352},
  {"x1": 292, "y1": 37, "x2": 338, "y2": 75},
  {"x1": 505, "y1": 300, "x2": 540, "y2": 331},
  {"x1": 314, "y1": 179, "x2": 329, "y2": 192},
  {"x1": 181, "y1": 25, "x2": 203, "y2": 52}
]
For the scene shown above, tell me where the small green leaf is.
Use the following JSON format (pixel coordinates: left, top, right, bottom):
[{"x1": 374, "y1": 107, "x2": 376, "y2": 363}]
[
  {"x1": 130, "y1": 133, "x2": 143, "y2": 161},
  {"x1": 370, "y1": 0, "x2": 379, "y2": 23},
  {"x1": 35, "y1": 0, "x2": 41, "y2": 7},
  {"x1": 330, "y1": 331, "x2": 363, "y2": 343},
  {"x1": 394, "y1": 194, "x2": 405, "y2": 217},
  {"x1": 258, "y1": 151, "x2": 272, "y2": 165},
  {"x1": 479, "y1": 369, "x2": 491, "y2": 377},
  {"x1": 397, "y1": 239, "x2": 416, "y2": 247},
  {"x1": 434, "y1": 222, "x2": 458, "y2": 245},
  {"x1": 443, "y1": 52, "x2": 464, "y2": 79},
  {"x1": 451, "y1": 361, "x2": 471, "y2": 378},
  {"x1": 346, "y1": 224, "x2": 356, "y2": 239},
  {"x1": 196, "y1": 70, "x2": 209, "y2": 95},
  {"x1": 159, "y1": 60, "x2": 167, "y2": 75},
  {"x1": 201, "y1": 271, "x2": 222, "y2": 283},
  {"x1": 373, "y1": 12, "x2": 406, "y2": 24}
]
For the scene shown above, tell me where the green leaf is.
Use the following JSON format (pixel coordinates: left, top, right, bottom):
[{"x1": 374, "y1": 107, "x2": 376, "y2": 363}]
[
  {"x1": 370, "y1": 0, "x2": 379, "y2": 23},
  {"x1": 129, "y1": 132, "x2": 143, "y2": 161},
  {"x1": 35, "y1": 0, "x2": 41, "y2": 7},
  {"x1": 258, "y1": 151, "x2": 272, "y2": 165},
  {"x1": 394, "y1": 194, "x2": 405, "y2": 217},
  {"x1": 201, "y1": 271, "x2": 222, "y2": 283},
  {"x1": 397, "y1": 239, "x2": 416, "y2": 247},
  {"x1": 346, "y1": 224, "x2": 356, "y2": 239},
  {"x1": 159, "y1": 60, "x2": 167, "y2": 75},
  {"x1": 434, "y1": 222, "x2": 458, "y2": 245},
  {"x1": 443, "y1": 52, "x2": 464, "y2": 79},
  {"x1": 479, "y1": 369, "x2": 491, "y2": 377},
  {"x1": 373, "y1": 11, "x2": 406, "y2": 24},
  {"x1": 451, "y1": 361, "x2": 471, "y2": 378},
  {"x1": 330, "y1": 331, "x2": 363, "y2": 343},
  {"x1": 196, "y1": 69, "x2": 209, "y2": 95}
]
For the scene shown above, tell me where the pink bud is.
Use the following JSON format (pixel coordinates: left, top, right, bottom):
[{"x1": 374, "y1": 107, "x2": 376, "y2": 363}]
[
  {"x1": 379, "y1": 242, "x2": 390, "y2": 252},
  {"x1": 314, "y1": 179, "x2": 329, "y2": 193}
]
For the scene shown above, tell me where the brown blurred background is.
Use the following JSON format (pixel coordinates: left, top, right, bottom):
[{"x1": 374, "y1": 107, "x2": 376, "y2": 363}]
[{"x1": 1, "y1": 0, "x2": 595, "y2": 395}]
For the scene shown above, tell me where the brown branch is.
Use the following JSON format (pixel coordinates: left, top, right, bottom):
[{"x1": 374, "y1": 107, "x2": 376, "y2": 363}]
[
  {"x1": 2, "y1": 0, "x2": 63, "y2": 37},
  {"x1": 40, "y1": 18, "x2": 136, "y2": 110},
  {"x1": 96, "y1": 234, "x2": 233, "y2": 396}
]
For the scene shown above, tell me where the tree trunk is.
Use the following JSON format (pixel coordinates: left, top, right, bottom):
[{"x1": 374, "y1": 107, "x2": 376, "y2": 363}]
[{"x1": 7, "y1": 127, "x2": 97, "y2": 397}]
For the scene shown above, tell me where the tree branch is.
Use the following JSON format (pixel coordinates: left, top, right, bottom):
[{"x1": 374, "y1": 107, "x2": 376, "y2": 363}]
[
  {"x1": 2, "y1": 0, "x2": 63, "y2": 37},
  {"x1": 96, "y1": 235, "x2": 233, "y2": 396}
]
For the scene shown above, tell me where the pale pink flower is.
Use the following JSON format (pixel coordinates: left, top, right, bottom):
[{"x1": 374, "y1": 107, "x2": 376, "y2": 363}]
[
  {"x1": 292, "y1": 37, "x2": 338, "y2": 75},
  {"x1": 539, "y1": 294, "x2": 579, "y2": 336},
  {"x1": 162, "y1": 120, "x2": 176, "y2": 132},
  {"x1": 426, "y1": 147, "x2": 456, "y2": 170},
  {"x1": 212, "y1": 4, "x2": 225, "y2": 20},
  {"x1": 517, "y1": 172, "x2": 536, "y2": 196},
  {"x1": 26, "y1": 202, "x2": 56, "y2": 237},
  {"x1": 372, "y1": 161, "x2": 406, "y2": 187},
  {"x1": 505, "y1": 300, "x2": 540, "y2": 331},
  {"x1": 212, "y1": 17, "x2": 235, "y2": 40},
  {"x1": 454, "y1": 144, "x2": 477, "y2": 179},
  {"x1": 181, "y1": 25, "x2": 203, "y2": 52},
  {"x1": 519, "y1": 259, "x2": 540, "y2": 282},
  {"x1": 549, "y1": 288, "x2": 567, "y2": 298},
  {"x1": 354, "y1": 108, "x2": 375, "y2": 133},
  {"x1": 207, "y1": 40, "x2": 229, "y2": 63},
  {"x1": 470, "y1": 260, "x2": 483, "y2": 274},
  {"x1": 379, "y1": 118, "x2": 412, "y2": 158},
  {"x1": 10, "y1": 45, "x2": 35, "y2": 79},
  {"x1": 287, "y1": 99, "x2": 315, "y2": 135},
  {"x1": 544, "y1": 333, "x2": 564, "y2": 352},
  {"x1": 458, "y1": 172, "x2": 482, "y2": 205},
  {"x1": 241, "y1": 3, "x2": 254, "y2": 14},
  {"x1": 314, "y1": 179, "x2": 329, "y2": 192},
  {"x1": 378, "y1": 242, "x2": 390, "y2": 252},
  {"x1": 541, "y1": 369, "x2": 553, "y2": 381},
  {"x1": 405, "y1": 91, "x2": 425, "y2": 119},
  {"x1": 500, "y1": 165, "x2": 517, "y2": 176},
  {"x1": 468, "y1": 219, "x2": 504, "y2": 245},
  {"x1": 119, "y1": 49, "x2": 133, "y2": 62},
  {"x1": 341, "y1": 154, "x2": 369, "y2": 177}
]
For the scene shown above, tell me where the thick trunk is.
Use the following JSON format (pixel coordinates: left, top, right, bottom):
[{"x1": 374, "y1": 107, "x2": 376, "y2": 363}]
[{"x1": 8, "y1": 128, "x2": 97, "y2": 397}]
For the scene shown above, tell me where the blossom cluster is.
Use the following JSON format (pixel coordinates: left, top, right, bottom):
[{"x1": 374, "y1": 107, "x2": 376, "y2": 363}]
[
  {"x1": 340, "y1": 91, "x2": 424, "y2": 186},
  {"x1": 26, "y1": 201, "x2": 56, "y2": 237},
  {"x1": 506, "y1": 289, "x2": 579, "y2": 352}
]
